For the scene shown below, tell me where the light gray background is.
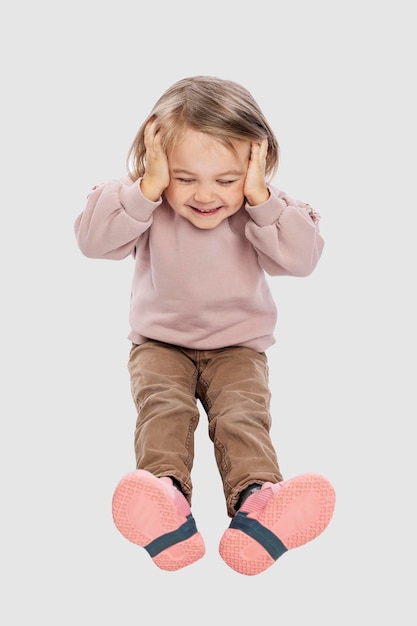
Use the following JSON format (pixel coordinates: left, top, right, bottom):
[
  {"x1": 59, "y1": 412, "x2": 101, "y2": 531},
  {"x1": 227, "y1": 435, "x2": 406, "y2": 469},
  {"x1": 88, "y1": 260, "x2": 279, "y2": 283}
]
[{"x1": 1, "y1": 1, "x2": 415, "y2": 623}]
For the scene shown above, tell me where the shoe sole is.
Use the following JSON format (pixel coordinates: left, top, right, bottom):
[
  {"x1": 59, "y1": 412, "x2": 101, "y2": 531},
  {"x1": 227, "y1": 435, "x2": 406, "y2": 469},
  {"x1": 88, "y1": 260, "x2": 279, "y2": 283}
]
[
  {"x1": 219, "y1": 473, "x2": 336, "y2": 576},
  {"x1": 112, "y1": 470, "x2": 205, "y2": 571}
]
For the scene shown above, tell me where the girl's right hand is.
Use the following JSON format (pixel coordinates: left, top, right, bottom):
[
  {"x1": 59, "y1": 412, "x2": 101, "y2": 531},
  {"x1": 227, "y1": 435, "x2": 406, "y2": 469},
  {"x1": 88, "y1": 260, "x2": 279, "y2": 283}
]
[{"x1": 140, "y1": 119, "x2": 170, "y2": 202}]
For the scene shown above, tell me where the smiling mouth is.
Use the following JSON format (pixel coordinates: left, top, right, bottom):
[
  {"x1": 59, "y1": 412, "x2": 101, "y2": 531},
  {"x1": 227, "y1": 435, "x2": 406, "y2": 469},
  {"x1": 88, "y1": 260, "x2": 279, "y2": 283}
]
[{"x1": 191, "y1": 206, "x2": 221, "y2": 215}]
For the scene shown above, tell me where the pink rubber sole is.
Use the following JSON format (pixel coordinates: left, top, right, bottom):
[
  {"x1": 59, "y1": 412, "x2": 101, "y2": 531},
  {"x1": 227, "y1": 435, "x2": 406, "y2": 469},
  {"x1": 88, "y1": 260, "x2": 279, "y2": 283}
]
[
  {"x1": 112, "y1": 470, "x2": 205, "y2": 571},
  {"x1": 219, "y1": 473, "x2": 336, "y2": 576}
]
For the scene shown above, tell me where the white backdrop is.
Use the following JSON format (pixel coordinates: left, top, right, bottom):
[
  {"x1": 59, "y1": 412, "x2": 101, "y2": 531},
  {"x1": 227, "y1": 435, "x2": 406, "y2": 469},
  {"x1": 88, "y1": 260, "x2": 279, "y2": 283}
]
[{"x1": 1, "y1": 1, "x2": 415, "y2": 624}]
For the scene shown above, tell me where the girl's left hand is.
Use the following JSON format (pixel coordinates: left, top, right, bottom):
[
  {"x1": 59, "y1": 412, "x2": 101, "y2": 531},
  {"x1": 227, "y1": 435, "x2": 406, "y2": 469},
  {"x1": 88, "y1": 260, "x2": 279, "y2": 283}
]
[{"x1": 243, "y1": 138, "x2": 270, "y2": 206}]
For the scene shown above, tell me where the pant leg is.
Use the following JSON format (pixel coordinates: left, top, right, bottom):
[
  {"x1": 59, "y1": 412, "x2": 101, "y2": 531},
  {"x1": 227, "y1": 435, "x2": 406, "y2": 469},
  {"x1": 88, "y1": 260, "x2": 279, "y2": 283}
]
[
  {"x1": 196, "y1": 346, "x2": 283, "y2": 517},
  {"x1": 128, "y1": 341, "x2": 199, "y2": 502}
]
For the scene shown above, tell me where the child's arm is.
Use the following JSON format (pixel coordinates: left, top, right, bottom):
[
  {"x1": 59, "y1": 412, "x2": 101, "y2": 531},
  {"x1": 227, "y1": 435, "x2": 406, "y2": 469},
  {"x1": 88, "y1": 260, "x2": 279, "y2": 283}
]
[
  {"x1": 74, "y1": 177, "x2": 162, "y2": 259},
  {"x1": 242, "y1": 140, "x2": 324, "y2": 277},
  {"x1": 244, "y1": 188, "x2": 325, "y2": 277},
  {"x1": 75, "y1": 120, "x2": 170, "y2": 260}
]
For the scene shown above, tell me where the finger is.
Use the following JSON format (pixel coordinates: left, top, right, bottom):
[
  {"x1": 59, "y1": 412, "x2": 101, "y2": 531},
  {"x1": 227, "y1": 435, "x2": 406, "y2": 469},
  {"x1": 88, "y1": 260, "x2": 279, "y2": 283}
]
[
  {"x1": 249, "y1": 141, "x2": 260, "y2": 161},
  {"x1": 143, "y1": 120, "x2": 156, "y2": 149},
  {"x1": 258, "y1": 137, "x2": 268, "y2": 161},
  {"x1": 145, "y1": 117, "x2": 162, "y2": 139},
  {"x1": 144, "y1": 119, "x2": 164, "y2": 154}
]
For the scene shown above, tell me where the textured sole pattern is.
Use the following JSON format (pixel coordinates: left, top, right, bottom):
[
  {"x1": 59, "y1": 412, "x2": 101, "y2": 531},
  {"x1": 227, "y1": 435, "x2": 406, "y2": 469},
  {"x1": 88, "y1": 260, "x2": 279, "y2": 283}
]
[
  {"x1": 112, "y1": 470, "x2": 205, "y2": 571},
  {"x1": 219, "y1": 473, "x2": 335, "y2": 576}
]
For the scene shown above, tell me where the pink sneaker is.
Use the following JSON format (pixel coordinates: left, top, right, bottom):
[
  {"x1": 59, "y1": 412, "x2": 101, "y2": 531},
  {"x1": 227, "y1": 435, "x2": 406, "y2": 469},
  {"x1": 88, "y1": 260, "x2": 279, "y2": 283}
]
[
  {"x1": 112, "y1": 470, "x2": 205, "y2": 571},
  {"x1": 219, "y1": 473, "x2": 336, "y2": 576}
]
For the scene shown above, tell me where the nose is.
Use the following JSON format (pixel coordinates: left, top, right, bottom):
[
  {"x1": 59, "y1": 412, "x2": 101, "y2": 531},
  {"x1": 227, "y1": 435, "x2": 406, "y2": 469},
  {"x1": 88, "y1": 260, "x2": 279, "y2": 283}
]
[{"x1": 193, "y1": 184, "x2": 216, "y2": 204}]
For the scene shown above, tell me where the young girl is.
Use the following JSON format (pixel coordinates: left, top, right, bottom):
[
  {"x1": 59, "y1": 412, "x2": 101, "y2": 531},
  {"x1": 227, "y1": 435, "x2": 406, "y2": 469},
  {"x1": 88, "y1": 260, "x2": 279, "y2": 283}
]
[{"x1": 74, "y1": 75, "x2": 335, "y2": 576}]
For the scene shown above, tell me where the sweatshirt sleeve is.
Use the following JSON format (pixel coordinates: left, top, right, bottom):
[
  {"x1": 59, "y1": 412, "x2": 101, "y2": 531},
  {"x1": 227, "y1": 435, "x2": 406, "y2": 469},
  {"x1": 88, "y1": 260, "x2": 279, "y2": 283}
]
[
  {"x1": 244, "y1": 186, "x2": 324, "y2": 277},
  {"x1": 74, "y1": 177, "x2": 162, "y2": 259}
]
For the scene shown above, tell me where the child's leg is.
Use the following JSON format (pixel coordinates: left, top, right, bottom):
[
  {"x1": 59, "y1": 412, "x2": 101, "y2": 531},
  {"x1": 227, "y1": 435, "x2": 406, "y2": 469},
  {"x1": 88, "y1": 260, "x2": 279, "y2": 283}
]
[
  {"x1": 112, "y1": 342, "x2": 205, "y2": 570},
  {"x1": 128, "y1": 341, "x2": 200, "y2": 501},
  {"x1": 197, "y1": 346, "x2": 335, "y2": 575},
  {"x1": 196, "y1": 346, "x2": 283, "y2": 516}
]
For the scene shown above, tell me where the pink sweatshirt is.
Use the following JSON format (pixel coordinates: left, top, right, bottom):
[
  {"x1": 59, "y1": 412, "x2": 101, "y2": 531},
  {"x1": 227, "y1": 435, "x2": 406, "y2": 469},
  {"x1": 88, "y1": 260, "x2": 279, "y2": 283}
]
[{"x1": 75, "y1": 177, "x2": 324, "y2": 351}]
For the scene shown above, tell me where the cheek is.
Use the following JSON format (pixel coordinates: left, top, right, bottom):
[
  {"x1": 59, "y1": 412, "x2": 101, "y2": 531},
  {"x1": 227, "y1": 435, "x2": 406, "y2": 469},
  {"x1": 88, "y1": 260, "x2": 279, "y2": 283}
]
[
  {"x1": 164, "y1": 183, "x2": 181, "y2": 207},
  {"x1": 228, "y1": 184, "x2": 245, "y2": 206}
]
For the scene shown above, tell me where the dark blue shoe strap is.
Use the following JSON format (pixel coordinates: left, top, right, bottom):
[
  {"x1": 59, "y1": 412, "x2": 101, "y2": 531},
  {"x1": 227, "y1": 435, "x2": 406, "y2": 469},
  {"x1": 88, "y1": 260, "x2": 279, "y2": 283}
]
[
  {"x1": 145, "y1": 514, "x2": 198, "y2": 558},
  {"x1": 229, "y1": 511, "x2": 288, "y2": 561}
]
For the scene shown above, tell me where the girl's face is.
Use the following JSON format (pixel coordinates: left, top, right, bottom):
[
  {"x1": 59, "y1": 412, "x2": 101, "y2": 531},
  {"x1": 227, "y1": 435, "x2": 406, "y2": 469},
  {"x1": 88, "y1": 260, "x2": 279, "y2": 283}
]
[{"x1": 164, "y1": 127, "x2": 250, "y2": 229}]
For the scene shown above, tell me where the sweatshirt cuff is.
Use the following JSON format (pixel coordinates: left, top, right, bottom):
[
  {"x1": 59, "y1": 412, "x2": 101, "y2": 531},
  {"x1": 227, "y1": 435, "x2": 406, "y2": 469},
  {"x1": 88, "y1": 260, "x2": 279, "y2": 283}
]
[
  {"x1": 120, "y1": 179, "x2": 162, "y2": 222},
  {"x1": 245, "y1": 187, "x2": 288, "y2": 227}
]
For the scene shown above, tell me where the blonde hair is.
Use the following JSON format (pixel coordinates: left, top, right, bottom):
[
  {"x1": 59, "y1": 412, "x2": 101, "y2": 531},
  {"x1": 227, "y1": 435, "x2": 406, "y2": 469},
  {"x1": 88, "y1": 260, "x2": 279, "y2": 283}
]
[{"x1": 127, "y1": 76, "x2": 279, "y2": 182}]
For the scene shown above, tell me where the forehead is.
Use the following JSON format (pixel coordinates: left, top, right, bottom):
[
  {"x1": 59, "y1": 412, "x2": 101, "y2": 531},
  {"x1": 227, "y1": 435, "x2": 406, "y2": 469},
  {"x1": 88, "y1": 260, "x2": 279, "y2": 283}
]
[{"x1": 169, "y1": 127, "x2": 250, "y2": 165}]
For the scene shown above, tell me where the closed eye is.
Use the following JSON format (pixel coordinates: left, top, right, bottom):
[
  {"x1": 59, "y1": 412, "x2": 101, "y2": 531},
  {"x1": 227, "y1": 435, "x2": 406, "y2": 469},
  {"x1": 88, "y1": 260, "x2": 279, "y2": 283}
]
[
  {"x1": 177, "y1": 177, "x2": 196, "y2": 183},
  {"x1": 175, "y1": 177, "x2": 238, "y2": 185}
]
